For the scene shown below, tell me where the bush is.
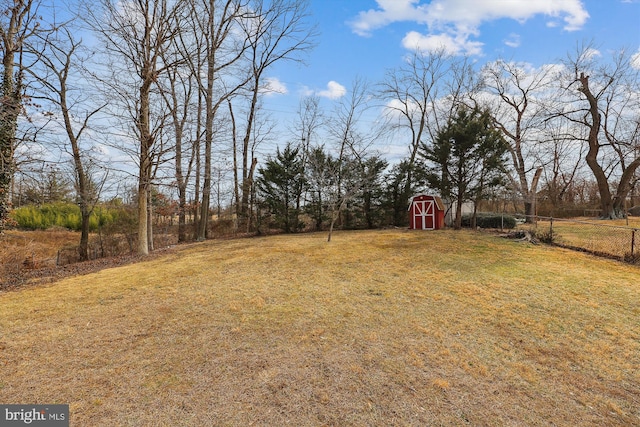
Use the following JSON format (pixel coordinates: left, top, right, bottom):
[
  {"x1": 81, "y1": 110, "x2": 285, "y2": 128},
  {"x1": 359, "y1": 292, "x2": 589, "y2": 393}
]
[
  {"x1": 462, "y1": 213, "x2": 516, "y2": 229},
  {"x1": 534, "y1": 229, "x2": 554, "y2": 244}
]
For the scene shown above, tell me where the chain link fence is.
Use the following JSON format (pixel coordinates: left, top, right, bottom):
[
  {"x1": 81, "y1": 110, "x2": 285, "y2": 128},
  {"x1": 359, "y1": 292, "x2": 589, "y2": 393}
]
[{"x1": 510, "y1": 214, "x2": 640, "y2": 263}]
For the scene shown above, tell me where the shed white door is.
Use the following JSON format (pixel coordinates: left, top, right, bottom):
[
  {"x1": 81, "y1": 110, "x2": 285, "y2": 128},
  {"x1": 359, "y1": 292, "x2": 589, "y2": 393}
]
[{"x1": 414, "y1": 200, "x2": 435, "y2": 230}]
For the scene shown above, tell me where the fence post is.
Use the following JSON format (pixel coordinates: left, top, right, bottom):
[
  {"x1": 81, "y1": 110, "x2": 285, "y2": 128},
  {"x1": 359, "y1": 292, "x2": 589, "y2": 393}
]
[
  {"x1": 550, "y1": 217, "x2": 553, "y2": 242},
  {"x1": 632, "y1": 229, "x2": 636, "y2": 256}
]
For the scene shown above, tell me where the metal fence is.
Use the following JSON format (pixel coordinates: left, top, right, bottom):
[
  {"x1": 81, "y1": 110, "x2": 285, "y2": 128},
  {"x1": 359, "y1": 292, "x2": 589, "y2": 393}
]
[{"x1": 511, "y1": 214, "x2": 639, "y2": 263}]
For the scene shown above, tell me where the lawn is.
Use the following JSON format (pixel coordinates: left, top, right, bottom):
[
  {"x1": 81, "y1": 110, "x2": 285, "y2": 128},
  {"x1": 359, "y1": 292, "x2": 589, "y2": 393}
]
[
  {"x1": 0, "y1": 229, "x2": 639, "y2": 426},
  {"x1": 531, "y1": 217, "x2": 640, "y2": 259}
]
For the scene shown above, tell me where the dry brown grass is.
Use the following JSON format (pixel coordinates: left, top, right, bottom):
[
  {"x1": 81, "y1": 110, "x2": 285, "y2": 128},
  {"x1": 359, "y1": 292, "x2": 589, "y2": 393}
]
[
  {"x1": 0, "y1": 229, "x2": 79, "y2": 274},
  {"x1": 1, "y1": 228, "x2": 79, "y2": 262},
  {"x1": 1, "y1": 229, "x2": 639, "y2": 426},
  {"x1": 531, "y1": 217, "x2": 640, "y2": 259}
]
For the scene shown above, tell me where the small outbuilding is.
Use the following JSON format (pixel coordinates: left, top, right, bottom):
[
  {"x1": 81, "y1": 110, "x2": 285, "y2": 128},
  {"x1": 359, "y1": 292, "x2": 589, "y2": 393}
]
[{"x1": 408, "y1": 194, "x2": 445, "y2": 230}]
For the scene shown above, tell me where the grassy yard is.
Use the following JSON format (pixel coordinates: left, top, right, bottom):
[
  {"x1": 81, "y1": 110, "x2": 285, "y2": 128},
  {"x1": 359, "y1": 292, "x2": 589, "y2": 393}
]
[
  {"x1": 0, "y1": 229, "x2": 639, "y2": 426},
  {"x1": 530, "y1": 217, "x2": 640, "y2": 260}
]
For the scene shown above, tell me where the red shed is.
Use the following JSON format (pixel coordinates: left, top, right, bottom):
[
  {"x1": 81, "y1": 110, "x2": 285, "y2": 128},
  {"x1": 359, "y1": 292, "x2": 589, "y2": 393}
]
[{"x1": 408, "y1": 194, "x2": 445, "y2": 230}]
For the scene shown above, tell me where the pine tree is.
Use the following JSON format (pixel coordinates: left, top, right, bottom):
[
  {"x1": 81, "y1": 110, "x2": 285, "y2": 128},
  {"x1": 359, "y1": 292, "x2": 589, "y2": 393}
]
[
  {"x1": 257, "y1": 143, "x2": 306, "y2": 233},
  {"x1": 422, "y1": 107, "x2": 509, "y2": 229}
]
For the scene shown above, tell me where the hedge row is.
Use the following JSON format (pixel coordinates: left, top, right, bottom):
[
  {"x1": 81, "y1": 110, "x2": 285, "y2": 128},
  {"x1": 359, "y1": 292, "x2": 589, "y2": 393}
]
[{"x1": 461, "y1": 213, "x2": 516, "y2": 229}]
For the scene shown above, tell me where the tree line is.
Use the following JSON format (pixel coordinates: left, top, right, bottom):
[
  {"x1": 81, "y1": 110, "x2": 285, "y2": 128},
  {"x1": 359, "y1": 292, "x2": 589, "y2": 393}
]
[{"x1": 1, "y1": 0, "x2": 639, "y2": 258}]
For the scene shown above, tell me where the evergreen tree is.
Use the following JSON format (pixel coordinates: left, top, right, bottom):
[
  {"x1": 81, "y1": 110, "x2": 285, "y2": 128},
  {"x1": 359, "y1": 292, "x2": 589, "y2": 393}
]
[
  {"x1": 356, "y1": 156, "x2": 388, "y2": 229},
  {"x1": 422, "y1": 107, "x2": 509, "y2": 229},
  {"x1": 257, "y1": 143, "x2": 306, "y2": 233},
  {"x1": 381, "y1": 159, "x2": 428, "y2": 227},
  {"x1": 304, "y1": 146, "x2": 334, "y2": 231}
]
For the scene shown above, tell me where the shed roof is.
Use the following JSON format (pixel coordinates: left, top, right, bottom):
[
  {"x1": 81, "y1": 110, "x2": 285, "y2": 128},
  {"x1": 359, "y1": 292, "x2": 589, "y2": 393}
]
[{"x1": 408, "y1": 194, "x2": 445, "y2": 211}]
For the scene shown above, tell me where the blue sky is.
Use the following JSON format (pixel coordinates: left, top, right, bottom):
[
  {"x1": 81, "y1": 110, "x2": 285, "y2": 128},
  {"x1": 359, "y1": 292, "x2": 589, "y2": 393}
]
[
  {"x1": 264, "y1": 0, "x2": 640, "y2": 124},
  {"x1": 28, "y1": 0, "x2": 640, "y2": 181}
]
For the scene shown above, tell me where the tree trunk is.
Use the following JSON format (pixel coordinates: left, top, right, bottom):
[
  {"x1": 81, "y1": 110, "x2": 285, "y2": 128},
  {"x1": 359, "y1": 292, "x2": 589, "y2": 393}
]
[
  {"x1": 147, "y1": 190, "x2": 154, "y2": 252},
  {"x1": 193, "y1": 95, "x2": 202, "y2": 240},
  {"x1": 524, "y1": 167, "x2": 543, "y2": 221},
  {"x1": 327, "y1": 212, "x2": 337, "y2": 242},
  {"x1": 197, "y1": 0, "x2": 216, "y2": 242},
  {"x1": 198, "y1": 170, "x2": 211, "y2": 240},
  {"x1": 242, "y1": 158, "x2": 258, "y2": 230},
  {"x1": 0, "y1": 54, "x2": 19, "y2": 232},
  {"x1": 315, "y1": 191, "x2": 323, "y2": 230},
  {"x1": 137, "y1": 100, "x2": 152, "y2": 255},
  {"x1": 137, "y1": 178, "x2": 149, "y2": 255},
  {"x1": 578, "y1": 72, "x2": 618, "y2": 219},
  {"x1": 137, "y1": 126, "x2": 152, "y2": 256},
  {"x1": 0, "y1": 1, "x2": 33, "y2": 232},
  {"x1": 454, "y1": 199, "x2": 463, "y2": 230},
  {"x1": 471, "y1": 202, "x2": 478, "y2": 229},
  {"x1": 240, "y1": 80, "x2": 260, "y2": 223},
  {"x1": 79, "y1": 210, "x2": 90, "y2": 261},
  {"x1": 229, "y1": 99, "x2": 240, "y2": 226},
  {"x1": 177, "y1": 195, "x2": 187, "y2": 242},
  {"x1": 173, "y1": 112, "x2": 188, "y2": 243}
]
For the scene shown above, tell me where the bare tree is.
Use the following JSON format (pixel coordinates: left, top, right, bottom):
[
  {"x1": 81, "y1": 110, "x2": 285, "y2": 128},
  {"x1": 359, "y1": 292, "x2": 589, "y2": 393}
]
[
  {"x1": 479, "y1": 60, "x2": 556, "y2": 221},
  {"x1": 294, "y1": 95, "x2": 323, "y2": 154},
  {"x1": 86, "y1": 0, "x2": 184, "y2": 254},
  {"x1": 378, "y1": 51, "x2": 444, "y2": 185},
  {"x1": 324, "y1": 77, "x2": 380, "y2": 240},
  {"x1": 536, "y1": 118, "x2": 586, "y2": 212},
  {"x1": 377, "y1": 50, "x2": 472, "y2": 224},
  {"x1": 181, "y1": 0, "x2": 253, "y2": 241},
  {"x1": 233, "y1": 0, "x2": 315, "y2": 229},
  {"x1": 291, "y1": 94, "x2": 323, "y2": 222},
  {"x1": 559, "y1": 44, "x2": 640, "y2": 218},
  {"x1": 0, "y1": 0, "x2": 40, "y2": 232},
  {"x1": 159, "y1": 39, "x2": 199, "y2": 242},
  {"x1": 228, "y1": 98, "x2": 274, "y2": 231},
  {"x1": 27, "y1": 25, "x2": 107, "y2": 260}
]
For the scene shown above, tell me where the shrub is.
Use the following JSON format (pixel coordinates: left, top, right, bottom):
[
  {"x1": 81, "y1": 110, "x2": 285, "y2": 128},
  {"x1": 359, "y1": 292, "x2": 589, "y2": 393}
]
[
  {"x1": 10, "y1": 203, "x2": 123, "y2": 231},
  {"x1": 210, "y1": 218, "x2": 236, "y2": 237},
  {"x1": 534, "y1": 229, "x2": 554, "y2": 244},
  {"x1": 11, "y1": 206, "x2": 43, "y2": 229},
  {"x1": 462, "y1": 213, "x2": 516, "y2": 229}
]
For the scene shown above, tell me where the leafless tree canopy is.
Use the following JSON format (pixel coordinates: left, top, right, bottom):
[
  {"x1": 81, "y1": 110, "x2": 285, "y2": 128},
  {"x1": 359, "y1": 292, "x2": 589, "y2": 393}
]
[{"x1": 3, "y1": 1, "x2": 640, "y2": 247}]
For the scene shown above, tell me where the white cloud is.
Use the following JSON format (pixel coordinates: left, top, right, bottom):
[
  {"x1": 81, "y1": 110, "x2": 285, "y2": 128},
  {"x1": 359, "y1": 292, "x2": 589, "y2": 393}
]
[
  {"x1": 504, "y1": 33, "x2": 521, "y2": 48},
  {"x1": 581, "y1": 47, "x2": 601, "y2": 61},
  {"x1": 402, "y1": 31, "x2": 483, "y2": 56},
  {"x1": 349, "y1": 0, "x2": 430, "y2": 37},
  {"x1": 350, "y1": 0, "x2": 589, "y2": 55},
  {"x1": 632, "y1": 49, "x2": 640, "y2": 70},
  {"x1": 317, "y1": 81, "x2": 347, "y2": 99},
  {"x1": 299, "y1": 85, "x2": 314, "y2": 97},
  {"x1": 384, "y1": 98, "x2": 423, "y2": 120},
  {"x1": 260, "y1": 77, "x2": 288, "y2": 96}
]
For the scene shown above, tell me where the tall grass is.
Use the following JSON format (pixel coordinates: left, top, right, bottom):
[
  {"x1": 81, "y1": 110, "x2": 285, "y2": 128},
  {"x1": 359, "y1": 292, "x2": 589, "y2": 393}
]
[{"x1": 10, "y1": 202, "x2": 120, "y2": 231}]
